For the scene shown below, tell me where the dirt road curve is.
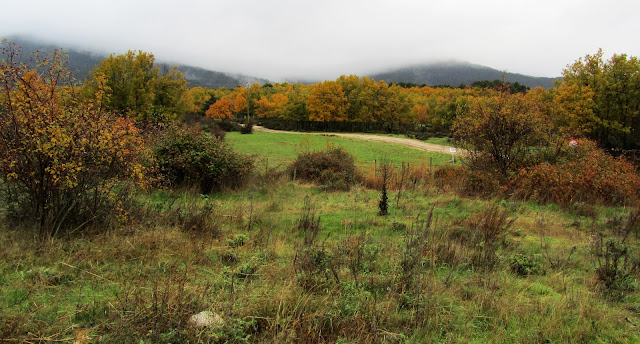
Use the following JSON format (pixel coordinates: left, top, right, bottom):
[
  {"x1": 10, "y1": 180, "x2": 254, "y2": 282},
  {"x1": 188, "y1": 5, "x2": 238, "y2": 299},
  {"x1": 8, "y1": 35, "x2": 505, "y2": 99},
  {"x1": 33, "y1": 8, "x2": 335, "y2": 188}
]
[{"x1": 253, "y1": 126, "x2": 453, "y2": 154}]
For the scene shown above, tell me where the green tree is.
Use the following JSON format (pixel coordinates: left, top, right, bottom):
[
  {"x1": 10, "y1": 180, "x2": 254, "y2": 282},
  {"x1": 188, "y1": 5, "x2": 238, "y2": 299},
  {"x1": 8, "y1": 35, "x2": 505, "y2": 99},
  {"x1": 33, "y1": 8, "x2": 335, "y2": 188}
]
[
  {"x1": 86, "y1": 51, "x2": 189, "y2": 121},
  {"x1": 559, "y1": 49, "x2": 640, "y2": 150},
  {"x1": 154, "y1": 66, "x2": 191, "y2": 120},
  {"x1": 283, "y1": 84, "x2": 311, "y2": 121}
]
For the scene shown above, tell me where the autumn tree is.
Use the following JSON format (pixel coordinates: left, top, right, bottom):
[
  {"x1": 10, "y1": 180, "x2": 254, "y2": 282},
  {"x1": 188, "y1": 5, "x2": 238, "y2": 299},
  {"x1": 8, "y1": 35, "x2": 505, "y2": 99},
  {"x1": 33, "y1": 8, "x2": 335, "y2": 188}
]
[
  {"x1": 205, "y1": 98, "x2": 234, "y2": 120},
  {"x1": 187, "y1": 86, "x2": 215, "y2": 114},
  {"x1": 407, "y1": 86, "x2": 473, "y2": 132},
  {"x1": 336, "y1": 75, "x2": 364, "y2": 121},
  {"x1": 336, "y1": 75, "x2": 412, "y2": 124},
  {"x1": 282, "y1": 84, "x2": 311, "y2": 121},
  {"x1": 255, "y1": 93, "x2": 288, "y2": 118},
  {"x1": 86, "y1": 50, "x2": 190, "y2": 121},
  {"x1": 412, "y1": 104, "x2": 430, "y2": 125},
  {"x1": 0, "y1": 40, "x2": 146, "y2": 236},
  {"x1": 559, "y1": 49, "x2": 640, "y2": 150},
  {"x1": 453, "y1": 93, "x2": 552, "y2": 175},
  {"x1": 154, "y1": 65, "x2": 191, "y2": 120},
  {"x1": 381, "y1": 83, "x2": 413, "y2": 124},
  {"x1": 308, "y1": 81, "x2": 348, "y2": 122},
  {"x1": 552, "y1": 84, "x2": 596, "y2": 137},
  {"x1": 231, "y1": 87, "x2": 247, "y2": 115}
]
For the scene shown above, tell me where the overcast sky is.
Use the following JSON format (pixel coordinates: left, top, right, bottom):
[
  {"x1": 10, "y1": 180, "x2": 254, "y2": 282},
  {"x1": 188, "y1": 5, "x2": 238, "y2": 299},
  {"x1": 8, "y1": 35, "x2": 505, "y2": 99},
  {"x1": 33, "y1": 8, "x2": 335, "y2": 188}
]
[{"x1": 2, "y1": 0, "x2": 639, "y2": 81}]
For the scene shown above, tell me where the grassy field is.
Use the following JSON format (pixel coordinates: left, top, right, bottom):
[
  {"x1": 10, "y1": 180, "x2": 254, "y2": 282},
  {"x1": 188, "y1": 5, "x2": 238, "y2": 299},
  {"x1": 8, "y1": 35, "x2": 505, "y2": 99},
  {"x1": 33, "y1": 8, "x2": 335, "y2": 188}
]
[
  {"x1": 1, "y1": 133, "x2": 639, "y2": 343},
  {"x1": 227, "y1": 131, "x2": 456, "y2": 169}
]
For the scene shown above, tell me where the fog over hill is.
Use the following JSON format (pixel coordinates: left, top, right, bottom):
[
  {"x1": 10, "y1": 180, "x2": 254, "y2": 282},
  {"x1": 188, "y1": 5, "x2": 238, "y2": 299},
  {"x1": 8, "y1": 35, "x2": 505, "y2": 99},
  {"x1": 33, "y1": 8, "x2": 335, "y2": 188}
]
[
  {"x1": 6, "y1": 36, "x2": 267, "y2": 88},
  {"x1": 6, "y1": 36, "x2": 559, "y2": 89},
  {"x1": 368, "y1": 62, "x2": 560, "y2": 88}
]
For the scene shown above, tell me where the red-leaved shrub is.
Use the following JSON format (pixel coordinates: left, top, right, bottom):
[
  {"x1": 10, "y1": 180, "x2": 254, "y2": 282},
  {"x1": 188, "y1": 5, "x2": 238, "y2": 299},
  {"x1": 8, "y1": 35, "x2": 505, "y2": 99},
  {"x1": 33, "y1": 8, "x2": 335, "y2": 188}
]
[{"x1": 512, "y1": 140, "x2": 640, "y2": 205}]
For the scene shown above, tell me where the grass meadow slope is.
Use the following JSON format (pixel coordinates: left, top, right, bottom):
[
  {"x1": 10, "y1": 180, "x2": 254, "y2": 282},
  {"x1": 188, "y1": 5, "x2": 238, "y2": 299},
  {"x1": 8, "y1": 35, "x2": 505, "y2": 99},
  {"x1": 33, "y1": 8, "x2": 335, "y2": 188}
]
[
  {"x1": 1, "y1": 131, "x2": 639, "y2": 343},
  {"x1": 226, "y1": 131, "x2": 456, "y2": 169}
]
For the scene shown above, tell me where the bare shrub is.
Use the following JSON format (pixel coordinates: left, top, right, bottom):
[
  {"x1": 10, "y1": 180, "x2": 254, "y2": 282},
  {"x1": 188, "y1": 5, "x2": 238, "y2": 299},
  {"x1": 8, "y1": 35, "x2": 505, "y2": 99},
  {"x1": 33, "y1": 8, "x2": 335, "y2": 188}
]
[
  {"x1": 592, "y1": 206, "x2": 640, "y2": 299},
  {"x1": 398, "y1": 208, "x2": 434, "y2": 295},
  {"x1": 462, "y1": 205, "x2": 515, "y2": 268},
  {"x1": 293, "y1": 196, "x2": 339, "y2": 290}
]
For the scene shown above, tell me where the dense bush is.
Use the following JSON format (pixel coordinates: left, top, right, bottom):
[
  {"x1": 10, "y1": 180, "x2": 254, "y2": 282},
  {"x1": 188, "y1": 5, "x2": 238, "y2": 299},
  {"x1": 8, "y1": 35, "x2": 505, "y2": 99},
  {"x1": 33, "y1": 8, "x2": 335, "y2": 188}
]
[
  {"x1": 512, "y1": 140, "x2": 640, "y2": 205},
  {"x1": 288, "y1": 146, "x2": 361, "y2": 191},
  {"x1": 153, "y1": 126, "x2": 254, "y2": 193},
  {"x1": 0, "y1": 41, "x2": 147, "y2": 236},
  {"x1": 216, "y1": 119, "x2": 242, "y2": 132},
  {"x1": 240, "y1": 120, "x2": 254, "y2": 134}
]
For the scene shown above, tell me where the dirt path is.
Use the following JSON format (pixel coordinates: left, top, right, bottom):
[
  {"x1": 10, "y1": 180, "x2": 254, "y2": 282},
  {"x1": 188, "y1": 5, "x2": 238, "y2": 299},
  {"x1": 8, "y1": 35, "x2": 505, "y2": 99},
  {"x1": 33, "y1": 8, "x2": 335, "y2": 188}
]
[{"x1": 253, "y1": 126, "x2": 455, "y2": 154}]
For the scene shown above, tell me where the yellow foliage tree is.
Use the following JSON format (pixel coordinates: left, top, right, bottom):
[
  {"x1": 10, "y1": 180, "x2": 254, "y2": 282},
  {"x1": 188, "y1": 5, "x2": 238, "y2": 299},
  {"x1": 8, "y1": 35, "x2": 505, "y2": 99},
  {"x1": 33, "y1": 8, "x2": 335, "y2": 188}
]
[
  {"x1": 187, "y1": 86, "x2": 213, "y2": 113},
  {"x1": 308, "y1": 81, "x2": 347, "y2": 122},
  {"x1": 255, "y1": 93, "x2": 289, "y2": 118}
]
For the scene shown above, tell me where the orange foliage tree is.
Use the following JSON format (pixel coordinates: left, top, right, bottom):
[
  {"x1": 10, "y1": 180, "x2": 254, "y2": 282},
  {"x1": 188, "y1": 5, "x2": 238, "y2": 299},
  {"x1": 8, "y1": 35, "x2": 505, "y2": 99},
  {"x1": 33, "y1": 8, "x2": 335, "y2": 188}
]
[
  {"x1": 232, "y1": 87, "x2": 248, "y2": 115},
  {"x1": 205, "y1": 98, "x2": 235, "y2": 120}
]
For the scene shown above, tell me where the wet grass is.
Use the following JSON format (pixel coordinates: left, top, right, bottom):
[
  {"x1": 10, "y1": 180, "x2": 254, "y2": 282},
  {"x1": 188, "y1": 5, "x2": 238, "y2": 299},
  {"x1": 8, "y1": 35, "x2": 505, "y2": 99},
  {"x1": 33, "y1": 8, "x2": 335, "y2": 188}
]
[{"x1": 2, "y1": 181, "x2": 639, "y2": 343}]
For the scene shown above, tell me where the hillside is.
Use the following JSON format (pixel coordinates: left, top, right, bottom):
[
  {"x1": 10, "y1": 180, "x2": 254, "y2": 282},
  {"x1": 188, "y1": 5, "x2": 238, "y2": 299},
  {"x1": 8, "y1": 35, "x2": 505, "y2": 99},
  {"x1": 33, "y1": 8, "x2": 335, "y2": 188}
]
[
  {"x1": 6, "y1": 36, "x2": 267, "y2": 88},
  {"x1": 369, "y1": 61, "x2": 560, "y2": 88}
]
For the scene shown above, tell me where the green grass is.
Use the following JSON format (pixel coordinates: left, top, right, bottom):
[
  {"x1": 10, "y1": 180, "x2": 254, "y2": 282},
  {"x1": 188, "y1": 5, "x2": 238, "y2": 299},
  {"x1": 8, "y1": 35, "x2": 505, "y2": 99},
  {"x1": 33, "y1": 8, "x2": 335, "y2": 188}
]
[
  {"x1": 2, "y1": 182, "x2": 639, "y2": 343},
  {"x1": 227, "y1": 131, "x2": 456, "y2": 168},
  {"x1": 2, "y1": 134, "x2": 640, "y2": 343}
]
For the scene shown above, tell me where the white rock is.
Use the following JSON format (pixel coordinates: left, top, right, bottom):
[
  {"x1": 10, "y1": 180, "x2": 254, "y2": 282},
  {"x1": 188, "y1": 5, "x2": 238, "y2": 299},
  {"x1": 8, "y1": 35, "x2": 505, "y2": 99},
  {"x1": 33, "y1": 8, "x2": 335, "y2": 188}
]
[{"x1": 189, "y1": 311, "x2": 225, "y2": 328}]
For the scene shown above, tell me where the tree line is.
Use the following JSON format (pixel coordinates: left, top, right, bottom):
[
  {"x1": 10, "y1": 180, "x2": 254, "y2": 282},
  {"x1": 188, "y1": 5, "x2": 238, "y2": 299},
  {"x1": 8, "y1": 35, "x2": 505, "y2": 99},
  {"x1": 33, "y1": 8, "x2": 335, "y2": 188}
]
[{"x1": 26, "y1": 41, "x2": 640, "y2": 152}]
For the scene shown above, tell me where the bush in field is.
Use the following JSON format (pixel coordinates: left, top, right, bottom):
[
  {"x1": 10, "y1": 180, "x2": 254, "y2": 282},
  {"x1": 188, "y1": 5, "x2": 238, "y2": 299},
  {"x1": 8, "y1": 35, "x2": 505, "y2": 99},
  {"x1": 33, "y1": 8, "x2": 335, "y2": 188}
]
[
  {"x1": 512, "y1": 139, "x2": 640, "y2": 205},
  {"x1": 0, "y1": 40, "x2": 146, "y2": 236},
  {"x1": 240, "y1": 120, "x2": 254, "y2": 134},
  {"x1": 153, "y1": 126, "x2": 254, "y2": 193},
  {"x1": 288, "y1": 146, "x2": 360, "y2": 191},
  {"x1": 216, "y1": 119, "x2": 242, "y2": 132}
]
